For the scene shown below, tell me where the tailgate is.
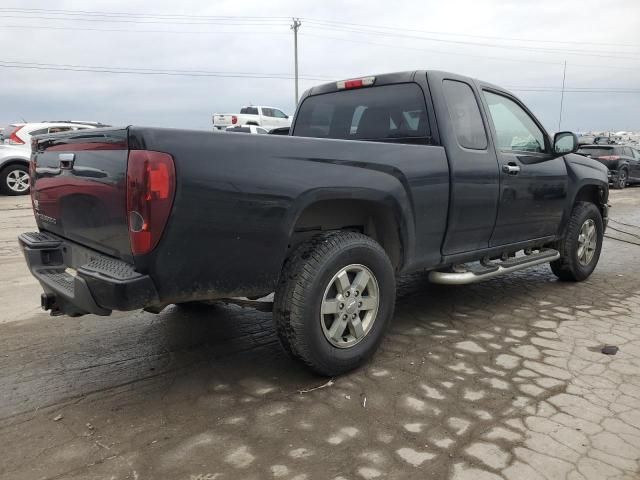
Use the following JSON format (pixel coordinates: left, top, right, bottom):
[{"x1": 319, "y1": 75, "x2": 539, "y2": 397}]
[
  {"x1": 213, "y1": 114, "x2": 234, "y2": 127},
  {"x1": 31, "y1": 128, "x2": 132, "y2": 261}
]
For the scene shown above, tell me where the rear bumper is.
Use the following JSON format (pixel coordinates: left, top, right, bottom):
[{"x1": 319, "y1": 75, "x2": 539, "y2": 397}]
[{"x1": 19, "y1": 231, "x2": 159, "y2": 316}]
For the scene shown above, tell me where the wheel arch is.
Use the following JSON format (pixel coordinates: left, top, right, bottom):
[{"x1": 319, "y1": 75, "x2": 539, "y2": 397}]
[
  {"x1": 287, "y1": 192, "x2": 410, "y2": 271},
  {"x1": 0, "y1": 158, "x2": 30, "y2": 171},
  {"x1": 617, "y1": 161, "x2": 630, "y2": 171},
  {"x1": 572, "y1": 182, "x2": 608, "y2": 219}
]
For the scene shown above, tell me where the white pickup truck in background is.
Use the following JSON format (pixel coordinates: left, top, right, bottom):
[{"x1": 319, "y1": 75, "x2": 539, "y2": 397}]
[{"x1": 212, "y1": 106, "x2": 292, "y2": 131}]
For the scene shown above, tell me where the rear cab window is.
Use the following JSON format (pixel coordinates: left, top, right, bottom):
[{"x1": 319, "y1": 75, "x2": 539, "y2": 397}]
[
  {"x1": 442, "y1": 80, "x2": 487, "y2": 150},
  {"x1": 293, "y1": 83, "x2": 431, "y2": 144}
]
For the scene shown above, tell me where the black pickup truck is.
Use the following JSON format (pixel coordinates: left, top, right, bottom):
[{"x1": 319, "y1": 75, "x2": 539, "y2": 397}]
[{"x1": 20, "y1": 70, "x2": 609, "y2": 375}]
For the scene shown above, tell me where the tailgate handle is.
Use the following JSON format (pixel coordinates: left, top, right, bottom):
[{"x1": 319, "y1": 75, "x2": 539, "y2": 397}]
[{"x1": 58, "y1": 153, "x2": 75, "y2": 170}]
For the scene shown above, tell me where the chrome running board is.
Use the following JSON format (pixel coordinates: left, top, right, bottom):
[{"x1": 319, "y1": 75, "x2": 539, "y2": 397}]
[{"x1": 429, "y1": 248, "x2": 560, "y2": 285}]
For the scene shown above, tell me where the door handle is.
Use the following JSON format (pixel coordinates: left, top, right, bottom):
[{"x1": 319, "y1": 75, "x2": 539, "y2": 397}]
[
  {"x1": 58, "y1": 153, "x2": 75, "y2": 170},
  {"x1": 502, "y1": 163, "x2": 521, "y2": 175}
]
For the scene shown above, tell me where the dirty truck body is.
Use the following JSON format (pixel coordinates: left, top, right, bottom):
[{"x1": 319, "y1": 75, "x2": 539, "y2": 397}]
[{"x1": 20, "y1": 70, "x2": 609, "y2": 375}]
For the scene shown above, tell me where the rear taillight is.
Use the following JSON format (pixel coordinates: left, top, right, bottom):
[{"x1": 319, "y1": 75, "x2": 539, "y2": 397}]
[
  {"x1": 231, "y1": 115, "x2": 238, "y2": 124},
  {"x1": 6, "y1": 125, "x2": 25, "y2": 145},
  {"x1": 126, "y1": 150, "x2": 175, "y2": 255},
  {"x1": 598, "y1": 155, "x2": 620, "y2": 161}
]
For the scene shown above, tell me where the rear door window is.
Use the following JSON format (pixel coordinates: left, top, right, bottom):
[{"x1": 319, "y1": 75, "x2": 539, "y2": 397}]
[
  {"x1": 442, "y1": 80, "x2": 487, "y2": 150},
  {"x1": 294, "y1": 83, "x2": 431, "y2": 144}
]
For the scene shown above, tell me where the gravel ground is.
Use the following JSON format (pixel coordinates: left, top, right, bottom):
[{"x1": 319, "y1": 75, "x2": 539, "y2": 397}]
[{"x1": 0, "y1": 189, "x2": 639, "y2": 480}]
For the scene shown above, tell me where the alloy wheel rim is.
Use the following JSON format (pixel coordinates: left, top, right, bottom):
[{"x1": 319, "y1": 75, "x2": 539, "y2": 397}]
[
  {"x1": 6, "y1": 169, "x2": 30, "y2": 193},
  {"x1": 577, "y1": 219, "x2": 597, "y2": 266},
  {"x1": 320, "y1": 264, "x2": 380, "y2": 348},
  {"x1": 620, "y1": 171, "x2": 627, "y2": 188}
]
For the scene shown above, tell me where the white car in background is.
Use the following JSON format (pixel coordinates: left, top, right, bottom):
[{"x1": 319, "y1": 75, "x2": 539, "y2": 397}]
[
  {"x1": 213, "y1": 106, "x2": 291, "y2": 131},
  {"x1": 0, "y1": 121, "x2": 105, "y2": 195},
  {"x1": 224, "y1": 125, "x2": 270, "y2": 134}
]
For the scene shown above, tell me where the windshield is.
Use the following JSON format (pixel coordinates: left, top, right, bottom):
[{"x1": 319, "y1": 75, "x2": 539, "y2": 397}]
[
  {"x1": 577, "y1": 147, "x2": 616, "y2": 157},
  {"x1": 293, "y1": 83, "x2": 431, "y2": 143}
]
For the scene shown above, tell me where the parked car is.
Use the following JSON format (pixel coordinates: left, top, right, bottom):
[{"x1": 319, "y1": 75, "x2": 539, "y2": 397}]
[
  {"x1": 577, "y1": 135, "x2": 595, "y2": 145},
  {"x1": 594, "y1": 136, "x2": 614, "y2": 145},
  {"x1": 20, "y1": 70, "x2": 608, "y2": 375},
  {"x1": 577, "y1": 145, "x2": 640, "y2": 189},
  {"x1": 225, "y1": 125, "x2": 270, "y2": 134},
  {"x1": 269, "y1": 127, "x2": 291, "y2": 135},
  {"x1": 213, "y1": 106, "x2": 291, "y2": 131},
  {"x1": 0, "y1": 121, "x2": 106, "y2": 195}
]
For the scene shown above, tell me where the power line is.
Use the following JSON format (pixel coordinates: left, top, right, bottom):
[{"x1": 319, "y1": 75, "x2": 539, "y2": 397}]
[
  {"x1": 302, "y1": 24, "x2": 640, "y2": 61},
  {"x1": 2, "y1": 22, "x2": 636, "y2": 73},
  {"x1": 301, "y1": 32, "x2": 562, "y2": 66},
  {"x1": 0, "y1": 60, "x2": 334, "y2": 80},
  {"x1": 0, "y1": 14, "x2": 290, "y2": 26},
  {"x1": 0, "y1": 23, "x2": 291, "y2": 36},
  {"x1": 0, "y1": 7, "x2": 290, "y2": 21},
  {"x1": 7, "y1": 10, "x2": 635, "y2": 60},
  {"x1": 301, "y1": 32, "x2": 640, "y2": 72},
  {"x1": 2, "y1": 7, "x2": 636, "y2": 50},
  {"x1": 299, "y1": 17, "x2": 640, "y2": 50},
  {"x1": 3, "y1": 10, "x2": 638, "y2": 68},
  {"x1": 1, "y1": 59, "x2": 638, "y2": 95}
]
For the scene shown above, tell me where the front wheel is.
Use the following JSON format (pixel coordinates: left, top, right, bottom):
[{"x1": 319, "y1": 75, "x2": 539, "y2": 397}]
[
  {"x1": 273, "y1": 231, "x2": 396, "y2": 376},
  {"x1": 550, "y1": 202, "x2": 603, "y2": 282}
]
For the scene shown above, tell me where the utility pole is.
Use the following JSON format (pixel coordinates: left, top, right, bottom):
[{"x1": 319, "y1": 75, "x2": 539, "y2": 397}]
[
  {"x1": 558, "y1": 60, "x2": 567, "y2": 132},
  {"x1": 291, "y1": 18, "x2": 302, "y2": 106}
]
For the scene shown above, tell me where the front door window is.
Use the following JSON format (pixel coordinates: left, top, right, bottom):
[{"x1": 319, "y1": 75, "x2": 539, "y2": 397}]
[{"x1": 483, "y1": 91, "x2": 546, "y2": 154}]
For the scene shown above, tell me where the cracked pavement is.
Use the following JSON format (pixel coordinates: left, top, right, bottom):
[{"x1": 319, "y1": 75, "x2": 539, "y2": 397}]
[{"x1": 0, "y1": 190, "x2": 639, "y2": 480}]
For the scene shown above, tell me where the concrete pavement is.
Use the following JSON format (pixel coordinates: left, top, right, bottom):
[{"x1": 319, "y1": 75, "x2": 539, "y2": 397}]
[{"x1": 0, "y1": 190, "x2": 639, "y2": 480}]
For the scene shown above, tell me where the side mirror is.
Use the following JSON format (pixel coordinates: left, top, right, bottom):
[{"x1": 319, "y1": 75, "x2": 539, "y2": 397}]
[{"x1": 553, "y1": 131, "x2": 578, "y2": 155}]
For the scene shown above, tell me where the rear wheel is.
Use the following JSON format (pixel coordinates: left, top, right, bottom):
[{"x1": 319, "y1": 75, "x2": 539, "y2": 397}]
[
  {"x1": 614, "y1": 168, "x2": 628, "y2": 189},
  {"x1": 550, "y1": 202, "x2": 603, "y2": 281},
  {"x1": 0, "y1": 164, "x2": 30, "y2": 195},
  {"x1": 273, "y1": 231, "x2": 395, "y2": 376}
]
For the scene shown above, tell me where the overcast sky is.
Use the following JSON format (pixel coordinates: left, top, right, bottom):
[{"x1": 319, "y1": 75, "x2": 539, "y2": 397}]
[{"x1": 1, "y1": 0, "x2": 639, "y2": 133}]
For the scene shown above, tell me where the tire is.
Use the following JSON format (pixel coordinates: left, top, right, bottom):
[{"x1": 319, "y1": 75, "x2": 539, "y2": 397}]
[
  {"x1": 0, "y1": 164, "x2": 30, "y2": 196},
  {"x1": 273, "y1": 231, "x2": 396, "y2": 376},
  {"x1": 550, "y1": 202, "x2": 603, "y2": 282},
  {"x1": 613, "y1": 168, "x2": 628, "y2": 189}
]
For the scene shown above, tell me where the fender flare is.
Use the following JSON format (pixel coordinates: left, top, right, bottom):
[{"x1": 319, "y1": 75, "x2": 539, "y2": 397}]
[{"x1": 284, "y1": 186, "x2": 416, "y2": 269}]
